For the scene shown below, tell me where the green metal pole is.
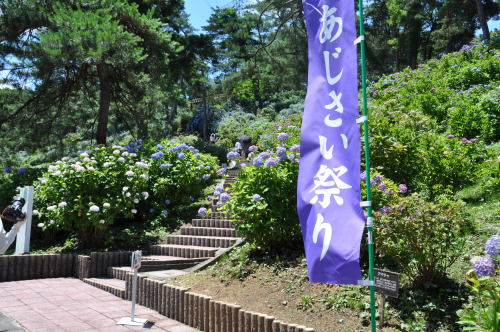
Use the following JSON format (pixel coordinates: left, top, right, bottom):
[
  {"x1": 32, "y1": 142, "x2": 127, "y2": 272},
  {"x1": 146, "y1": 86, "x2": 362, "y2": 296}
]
[{"x1": 357, "y1": 0, "x2": 377, "y2": 331}]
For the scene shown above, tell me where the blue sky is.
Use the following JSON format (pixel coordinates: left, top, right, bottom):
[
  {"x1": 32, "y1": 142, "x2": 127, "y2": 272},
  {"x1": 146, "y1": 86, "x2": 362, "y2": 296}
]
[{"x1": 184, "y1": 0, "x2": 235, "y2": 31}]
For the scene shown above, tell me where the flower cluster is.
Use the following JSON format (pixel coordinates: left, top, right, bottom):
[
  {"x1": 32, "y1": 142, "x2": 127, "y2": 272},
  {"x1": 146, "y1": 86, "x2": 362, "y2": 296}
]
[{"x1": 472, "y1": 235, "x2": 499, "y2": 277}]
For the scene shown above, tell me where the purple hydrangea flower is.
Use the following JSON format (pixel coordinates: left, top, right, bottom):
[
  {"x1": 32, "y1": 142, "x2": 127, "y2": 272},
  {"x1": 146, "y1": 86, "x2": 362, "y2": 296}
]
[
  {"x1": 203, "y1": 174, "x2": 211, "y2": 180},
  {"x1": 253, "y1": 156, "x2": 264, "y2": 167},
  {"x1": 277, "y1": 146, "x2": 287, "y2": 156},
  {"x1": 259, "y1": 152, "x2": 271, "y2": 160},
  {"x1": 378, "y1": 183, "x2": 387, "y2": 191},
  {"x1": 360, "y1": 171, "x2": 366, "y2": 181},
  {"x1": 379, "y1": 206, "x2": 391, "y2": 214},
  {"x1": 399, "y1": 184, "x2": 408, "y2": 194},
  {"x1": 447, "y1": 134, "x2": 455, "y2": 139},
  {"x1": 216, "y1": 185, "x2": 224, "y2": 192},
  {"x1": 178, "y1": 152, "x2": 186, "y2": 159},
  {"x1": 265, "y1": 157, "x2": 277, "y2": 167},
  {"x1": 373, "y1": 175, "x2": 382, "y2": 183},
  {"x1": 227, "y1": 151, "x2": 240, "y2": 160},
  {"x1": 217, "y1": 168, "x2": 227, "y2": 176},
  {"x1": 197, "y1": 207, "x2": 207, "y2": 217},
  {"x1": 278, "y1": 133, "x2": 289, "y2": 141},
  {"x1": 485, "y1": 235, "x2": 500, "y2": 258},
  {"x1": 252, "y1": 194, "x2": 261, "y2": 202},
  {"x1": 473, "y1": 256, "x2": 495, "y2": 277},
  {"x1": 17, "y1": 167, "x2": 27, "y2": 175},
  {"x1": 160, "y1": 163, "x2": 172, "y2": 169},
  {"x1": 220, "y1": 193, "x2": 231, "y2": 203},
  {"x1": 290, "y1": 144, "x2": 300, "y2": 152},
  {"x1": 240, "y1": 163, "x2": 247, "y2": 168},
  {"x1": 249, "y1": 145, "x2": 259, "y2": 152}
]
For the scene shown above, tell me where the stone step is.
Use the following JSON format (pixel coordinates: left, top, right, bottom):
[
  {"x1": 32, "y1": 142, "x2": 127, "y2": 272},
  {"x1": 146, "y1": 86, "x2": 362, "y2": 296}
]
[
  {"x1": 83, "y1": 277, "x2": 125, "y2": 298},
  {"x1": 180, "y1": 226, "x2": 237, "y2": 237},
  {"x1": 164, "y1": 235, "x2": 238, "y2": 248},
  {"x1": 191, "y1": 219, "x2": 235, "y2": 228},
  {"x1": 149, "y1": 244, "x2": 217, "y2": 258}
]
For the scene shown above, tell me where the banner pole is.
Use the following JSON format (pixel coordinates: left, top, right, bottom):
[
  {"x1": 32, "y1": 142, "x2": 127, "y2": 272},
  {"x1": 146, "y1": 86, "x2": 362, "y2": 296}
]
[{"x1": 357, "y1": 0, "x2": 377, "y2": 331}]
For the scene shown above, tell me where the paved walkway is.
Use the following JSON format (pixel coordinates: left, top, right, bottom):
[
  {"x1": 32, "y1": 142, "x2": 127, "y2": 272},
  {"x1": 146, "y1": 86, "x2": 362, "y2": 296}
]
[{"x1": 0, "y1": 278, "x2": 199, "y2": 332}]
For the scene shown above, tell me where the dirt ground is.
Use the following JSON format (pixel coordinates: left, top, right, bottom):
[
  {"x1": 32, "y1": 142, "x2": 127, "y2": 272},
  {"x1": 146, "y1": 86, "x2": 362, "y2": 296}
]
[{"x1": 172, "y1": 260, "x2": 401, "y2": 332}]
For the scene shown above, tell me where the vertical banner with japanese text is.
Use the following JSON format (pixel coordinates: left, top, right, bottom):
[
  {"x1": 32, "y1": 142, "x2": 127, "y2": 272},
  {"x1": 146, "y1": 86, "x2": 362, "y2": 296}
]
[{"x1": 298, "y1": 0, "x2": 365, "y2": 284}]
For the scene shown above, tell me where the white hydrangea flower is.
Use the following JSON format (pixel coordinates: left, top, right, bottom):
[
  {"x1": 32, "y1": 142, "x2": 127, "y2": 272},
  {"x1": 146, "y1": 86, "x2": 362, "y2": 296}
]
[
  {"x1": 122, "y1": 152, "x2": 129, "y2": 157},
  {"x1": 113, "y1": 150, "x2": 120, "y2": 155},
  {"x1": 47, "y1": 205, "x2": 56, "y2": 211},
  {"x1": 48, "y1": 165, "x2": 57, "y2": 172},
  {"x1": 118, "y1": 157, "x2": 125, "y2": 162},
  {"x1": 80, "y1": 152, "x2": 89, "y2": 158},
  {"x1": 135, "y1": 162, "x2": 148, "y2": 168},
  {"x1": 140, "y1": 174, "x2": 148, "y2": 179},
  {"x1": 130, "y1": 153, "x2": 137, "y2": 157},
  {"x1": 83, "y1": 157, "x2": 91, "y2": 163},
  {"x1": 62, "y1": 157, "x2": 69, "y2": 161},
  {"x1": 89, "y1": 205, "x2": 100, "y2": 212},
  {"x1": 32, "y1": 209, "x2": 39, "y2": 216},
  {"x1": 131, "y1": 209, "x2": 137, "y2": 214},
  {"x1": 142, "y1": 192, "x2": 149, "y2": 199},
  {"x1": 99, "y1": 220, "x2": 106, "y2": 224},
  {"x1": 53, "y1": 171, "x2": 61, "y2": 176},
  {"x1": 58, "y1": 202, "x2": 67, "y2": 208},
  {"x1": 75, "y1": 166, "x2": 85, "y2": 172},
  {"x1": 126, "y1": 192, "x2": 131, "y2": 197},
  {"x1": 49, "y1": 220, "x2": 55, "y2": 224},
  {"x1": 103, "y1": 203, "x2": 110, "y2": 208},
  {"x1": 87, "y1": 167, "x2": 95, "y2": 171},
  {"x1": 37, "y1": 223, "x2": 44, "y2": 228},
  {"x1": 103, "y1": 162, "x2": 112, "y2": 168},
  {"x1": 40, "y1": 179, "x2": 47, "y2": 184},
  {"x1": 123, "y1": 186, "x2": 129, "y2": 191},
  {"x1": 133, "y1": 198, "x2": 139, "y2": 204},
  {"x1": 125, "y1": 171, "x2": 134, "y2": 176}
]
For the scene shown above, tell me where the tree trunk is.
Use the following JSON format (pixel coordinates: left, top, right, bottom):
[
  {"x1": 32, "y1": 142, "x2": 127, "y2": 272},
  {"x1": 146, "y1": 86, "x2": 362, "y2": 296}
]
[
  {"x1": 202, "y1": 88, "x2": 208, "y2": 140},
  {"x1": 474, "y1": 0, "x2": 490, "y2": 41},
  {"x1": 96, "y1": 63, "x2": 111, "y2": 146}
]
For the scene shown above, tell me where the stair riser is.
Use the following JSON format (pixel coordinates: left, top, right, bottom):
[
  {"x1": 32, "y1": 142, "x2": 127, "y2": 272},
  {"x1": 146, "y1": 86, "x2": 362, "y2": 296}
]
[
  {"x1": 192, "y1": 219, "x2": 234, "y2": 228},
  {"x1": 83, "y1": 278, "x2": 125, "y2": 298},
  {"x1": 138, "y1": 263, "x2": 197, "y2": 272},
  {"x1": 180, "y1": 227, "x2": 237, "y2": 237},
  {"x1": 108, "y1": 267, "x2": 128, "y2": 280},
  {"x1": 149, "y1": 245, "x2": 216, "y2": 258},
  {"x1": 164, "y1": 236, "x2": 235, "y2": 248}
]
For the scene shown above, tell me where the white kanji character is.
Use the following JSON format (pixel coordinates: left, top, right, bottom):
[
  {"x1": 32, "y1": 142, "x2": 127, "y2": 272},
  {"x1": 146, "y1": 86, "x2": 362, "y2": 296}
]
[
  {"x1": 309, "y1": 165, "x2": 352, "y2": 208},
  {"x1": 323, "y1": 51, "x2": 343, "y2": 85},
  {"x1": 319, "y1": 136, "x2": 334, "y2": 160},
  {"x1": 313, "y1": 213, "x2": 332, "y2": 261},
  {"x1": 319, "y1": 5, "x2": 343, "y2": 43}
]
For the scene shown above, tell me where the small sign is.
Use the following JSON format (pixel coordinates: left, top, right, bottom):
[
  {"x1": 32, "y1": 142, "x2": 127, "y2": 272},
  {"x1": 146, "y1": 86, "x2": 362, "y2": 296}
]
[
  {"x1": 374, "y1": 268, "x2": 400, "y2": 298},
  {"x1": 131, "y1": 250, "x2": 142, "y2": 270}
]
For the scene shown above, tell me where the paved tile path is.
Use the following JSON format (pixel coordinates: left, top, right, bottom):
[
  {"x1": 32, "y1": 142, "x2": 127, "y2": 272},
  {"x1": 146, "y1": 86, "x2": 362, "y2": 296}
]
[{"x1": 0, "y1": 278, "x2": 199, "y2": 332}]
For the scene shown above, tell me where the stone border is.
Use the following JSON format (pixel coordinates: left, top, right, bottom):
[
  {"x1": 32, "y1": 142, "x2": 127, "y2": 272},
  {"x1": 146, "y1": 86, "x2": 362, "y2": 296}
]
[{"x1": 123, "y1": 273, "x2": 315, "y2": 332}]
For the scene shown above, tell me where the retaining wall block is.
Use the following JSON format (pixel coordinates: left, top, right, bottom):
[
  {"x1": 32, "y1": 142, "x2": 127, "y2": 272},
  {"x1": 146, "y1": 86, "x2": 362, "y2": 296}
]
[
  {"x1": 238, "y1": 309, "x2": 246, "y2": 332},
  {"x1": 272, "y1": 321, "x2": 281, "y2": 332},
  {"x1": 209, "y1": 300, "x2": 216, "y2": 332}
]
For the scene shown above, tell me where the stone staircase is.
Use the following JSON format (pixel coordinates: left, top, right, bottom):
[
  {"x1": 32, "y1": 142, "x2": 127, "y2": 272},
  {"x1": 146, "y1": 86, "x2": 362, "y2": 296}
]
[{"x1": 83, "y1": 170, "x2": 243, "y2": 296}]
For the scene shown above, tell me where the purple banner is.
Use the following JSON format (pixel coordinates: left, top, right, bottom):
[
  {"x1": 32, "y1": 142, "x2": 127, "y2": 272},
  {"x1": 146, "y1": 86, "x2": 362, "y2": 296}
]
[{"x1": 298, "y1": 0, "x2": 364, "y2": 284}]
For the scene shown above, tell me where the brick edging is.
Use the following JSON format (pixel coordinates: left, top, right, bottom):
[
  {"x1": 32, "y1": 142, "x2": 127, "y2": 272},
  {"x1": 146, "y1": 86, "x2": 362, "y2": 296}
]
[{"x1": 124, "y1": 273, "x2": 315, "y2": 332}]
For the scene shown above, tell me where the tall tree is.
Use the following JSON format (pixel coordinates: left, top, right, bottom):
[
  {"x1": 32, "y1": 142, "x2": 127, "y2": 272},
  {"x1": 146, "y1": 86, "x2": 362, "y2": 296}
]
[{"x1": 0, "y1": 0, "x2": 184, "y2": 145}]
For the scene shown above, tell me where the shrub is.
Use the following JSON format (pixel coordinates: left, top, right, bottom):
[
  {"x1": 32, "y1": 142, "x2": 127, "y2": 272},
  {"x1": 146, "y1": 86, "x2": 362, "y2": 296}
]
[
  {"x1": 224, "y1": 151, "x2": 301, "y2": 251},
  {"x1": 0, "y1": 167, "x2": 45, "y2": 209},
  {"x1": 375, "y1": 194, "x2": 474, "y2": 283},
  {"x1": 34, "y1": 140, "x2": 219, "y2": 247}
]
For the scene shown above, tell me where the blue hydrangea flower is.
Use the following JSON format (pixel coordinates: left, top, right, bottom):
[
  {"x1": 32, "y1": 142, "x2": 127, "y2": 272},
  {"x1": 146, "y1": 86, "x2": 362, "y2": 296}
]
[
  {"x1": 473, "y1": 256, "x2": 495, "y2": 277},
  {"x1": 17, "y1": 167, "x2": 27, "y2": 175},
  {"x1": 360, "y1": 171, "x2": 366, "y2": 181},
  {"x1": 149, "y1": 208, "x2": 155, "y2": 213},
  {"x1": 178, "y1": 152, "x2": 186, "y2": 159},
  {"x1": 203, "y1": 174, "x2": 211, "y2": 180},
  {"x1": 137, "y1": 139, "x2": 143, "y2": 144},
  {"x1": 379, "y1": 206, "x2": 391, "y2": 214},
  {"x1": 220, "y1": 193, "x2": 231, "y2": 203},
  {"x1": 278, "y1": 133, "x2": 289, "y2": 141},
  {"x1": 290, "y1": 144, "x2": 300, "y2": 152},
  {"x1": 277, "y1": 146, "x2": 287, "y2": 156},
  {"x1": 165, "y1": 199, "x2": 171, "y2": 205},
  {"x1": 129, "y1": 141, "x2": 136, "y2": 147},
  {"x1": 162, "y1": 210, "x2": 168, "y2": 216},
  {"x1": 160, "y1": 163, "x2": 172, "y2": 169},
  {"x1": 265, "y1": 157, "x2": 277, "y2": 167},
  {"x1": 197, "y1": 207, "x2": 207, "y2": 217},
  {"x1": 189, "y1": 196, "x2": 195, "y2": 201},
  {"x1": 259, "y1": 152, "x2": 271, "y2": 160},
  {"x1": 485, "y1": 235, "x2": 500, "y2": 258},
  {"x1": 157, "y1": 144, "x2": 163, "y2": 151},
  {"x1": 126, "y1": 146, "x2": 134, "y2": 153},
  {"x1": 4, "y1": 167, "x2": 11, "y2": 174},
  {"x1": 227, "y1": 151, "x2": 240, "y2": 160},
  {"x1": 252, "y1": 194, "x2": 261, "y2": 202},
  {"x1": 151, "y1": 152, "x2": 164, "y2": 160},
  {"x1": 253, "y1": 156, "x2": 264, "y2": 167}
]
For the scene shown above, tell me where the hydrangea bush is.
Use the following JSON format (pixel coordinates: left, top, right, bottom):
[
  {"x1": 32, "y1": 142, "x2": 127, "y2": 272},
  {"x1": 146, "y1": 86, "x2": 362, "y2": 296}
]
[
  {"x1": 33, "y1": 140, "x2": 219, "y2": 246},
  {"x1": 374, "y1": 194, "x2": 474, "y2": 283}
]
